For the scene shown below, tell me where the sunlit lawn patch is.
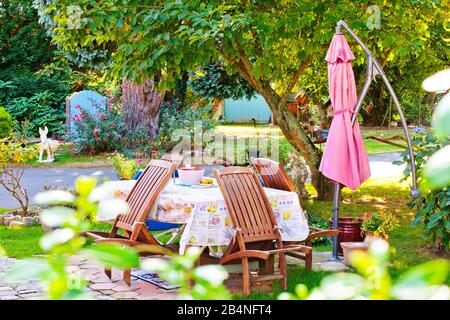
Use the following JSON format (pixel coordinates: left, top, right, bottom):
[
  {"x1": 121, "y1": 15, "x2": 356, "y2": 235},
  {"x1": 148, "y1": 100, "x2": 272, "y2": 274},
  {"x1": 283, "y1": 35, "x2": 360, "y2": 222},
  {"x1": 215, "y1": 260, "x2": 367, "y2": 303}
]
[
  {"x1": 26, "y1": 144, "x2": 112, "y2": 167},
  {"x1": 0, "y1": 222, "x2": 111, "y2": 258},
  {"x1": 0, "y1": 225, "x2": 44, "y2": 258},
  {"x1": 217, "y1": 125, "x2": 408, "y2": 156}
]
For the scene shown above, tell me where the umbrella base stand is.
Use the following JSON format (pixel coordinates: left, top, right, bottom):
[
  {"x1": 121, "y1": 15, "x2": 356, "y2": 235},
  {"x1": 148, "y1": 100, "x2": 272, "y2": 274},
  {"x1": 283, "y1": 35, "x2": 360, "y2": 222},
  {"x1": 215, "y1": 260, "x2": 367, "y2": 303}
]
[
  {"x1": 330, "y1": 233, "x2": 341, "y2": 262},
  {"x1": 325, "y1": 256, "x2": 342, "y2": 262}
]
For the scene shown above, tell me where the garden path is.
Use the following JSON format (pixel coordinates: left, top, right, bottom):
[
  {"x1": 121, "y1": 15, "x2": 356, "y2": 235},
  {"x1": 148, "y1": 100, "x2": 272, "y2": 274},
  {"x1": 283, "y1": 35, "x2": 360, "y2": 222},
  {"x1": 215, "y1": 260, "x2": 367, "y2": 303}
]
[{"x1": 0, "y1": 251, "x2": 346, "y2": 300}]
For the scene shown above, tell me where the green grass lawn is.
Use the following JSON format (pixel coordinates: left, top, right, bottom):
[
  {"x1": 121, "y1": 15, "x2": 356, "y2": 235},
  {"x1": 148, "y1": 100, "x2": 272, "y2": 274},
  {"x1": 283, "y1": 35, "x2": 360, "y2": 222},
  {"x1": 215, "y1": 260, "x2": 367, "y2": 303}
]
[
  {"x1": 27, "y1": 144, "x2": 113, "y2": 168},
  {"x1": 0, "y1": 225, "x2": 44, "y2": 258},
  {"x1": 0, "y1": 221, "x2": 111, "y2": 258},
  {"x1": 217, "y1": 124, "x2": 407, "y2": 157}
]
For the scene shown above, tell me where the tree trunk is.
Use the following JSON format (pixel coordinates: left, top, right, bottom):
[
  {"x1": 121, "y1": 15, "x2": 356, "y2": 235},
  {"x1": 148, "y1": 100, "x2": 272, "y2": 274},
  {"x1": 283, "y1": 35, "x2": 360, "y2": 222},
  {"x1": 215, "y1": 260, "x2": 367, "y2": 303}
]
[
  {"x1": 121, "y1": 79, "x2": 164, "y2": 139},
  {"x1": 227, "y1": 50, "x2": 335, "y2": 200}
]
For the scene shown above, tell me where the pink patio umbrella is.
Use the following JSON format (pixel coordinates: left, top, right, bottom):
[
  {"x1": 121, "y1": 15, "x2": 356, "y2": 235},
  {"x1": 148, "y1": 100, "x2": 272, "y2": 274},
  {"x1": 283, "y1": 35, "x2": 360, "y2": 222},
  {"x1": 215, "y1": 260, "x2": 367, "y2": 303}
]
[
  {"x1": 320, "y1": 33, "x2": 371, "y2": 259},
  {"x1": 321, "y1": 21, "x2": 418, "y2": 260},
  {"x1": 320, "y1": 33, "x2": 371, "y2": 189}
]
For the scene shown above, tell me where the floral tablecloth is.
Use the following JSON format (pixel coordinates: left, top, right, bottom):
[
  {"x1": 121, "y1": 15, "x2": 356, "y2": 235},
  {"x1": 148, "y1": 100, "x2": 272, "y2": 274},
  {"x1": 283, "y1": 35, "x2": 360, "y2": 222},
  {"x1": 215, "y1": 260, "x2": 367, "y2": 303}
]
[{"x1": 97, "y1": 179, "x2": 309, "y2": 254}]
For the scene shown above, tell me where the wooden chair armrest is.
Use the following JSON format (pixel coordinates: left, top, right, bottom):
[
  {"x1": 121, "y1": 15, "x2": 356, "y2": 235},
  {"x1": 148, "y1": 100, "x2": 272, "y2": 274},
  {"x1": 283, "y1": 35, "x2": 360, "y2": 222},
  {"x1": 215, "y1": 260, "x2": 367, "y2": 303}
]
[
  {"x1": 80, "y1": 231, "x2": 128, "y2": 240},
  {"x1": 280, "y1": 245, "x2": 312, "y2": 255},
  {"x1": 80, "y1": 231, "x2": 111, "y2": 240},
  {"x1": 306, "y1": 229, "x2": 339, "y2": 242},
  {"x1": 220, "y1": 250, "x2": 271, "y2": 264}
]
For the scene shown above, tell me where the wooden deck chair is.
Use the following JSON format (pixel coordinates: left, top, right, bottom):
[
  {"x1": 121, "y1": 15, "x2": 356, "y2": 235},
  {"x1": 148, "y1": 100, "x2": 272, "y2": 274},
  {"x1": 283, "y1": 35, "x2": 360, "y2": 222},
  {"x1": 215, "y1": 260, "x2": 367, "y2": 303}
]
[
  {"x1": 250, "y1": 157, "x2": 296, "y2": 192},
  {"x1": 151, "y1": 153, "x2": 186, "y2": 243},
  {"x1": 214, "y1": 167, "x2": 311, "y2": 296},
  {"x1": 82, "y1": 159, "x2": 177, "y2": 285},
  {"x1": 250, "y1": 157, "x2": 339, "y2": 270},
  {"x1": 161, "y1": 153, "x2": 184, "y2": 167},
  {"x1": 212, "y1": 156, "x2": 232, "y2": 167}
]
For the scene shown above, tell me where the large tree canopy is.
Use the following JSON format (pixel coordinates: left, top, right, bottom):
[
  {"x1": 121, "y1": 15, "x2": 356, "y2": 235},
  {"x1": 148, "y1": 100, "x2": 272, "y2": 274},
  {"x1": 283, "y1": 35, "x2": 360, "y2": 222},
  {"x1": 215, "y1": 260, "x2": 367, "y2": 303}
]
[
  {"x1": 40, "y1": 0, "x2": 449, "y2": 199},
  {"x1": 0, "y1": 0, "x2": 54, "y2": 73}
]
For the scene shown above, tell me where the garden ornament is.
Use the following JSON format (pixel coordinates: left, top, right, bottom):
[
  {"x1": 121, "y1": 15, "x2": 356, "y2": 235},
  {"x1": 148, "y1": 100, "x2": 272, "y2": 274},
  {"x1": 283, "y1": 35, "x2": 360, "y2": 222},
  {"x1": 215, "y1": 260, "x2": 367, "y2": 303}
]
[{"x1": 38, "y1": 126, "x2": 59, "y2": 162}]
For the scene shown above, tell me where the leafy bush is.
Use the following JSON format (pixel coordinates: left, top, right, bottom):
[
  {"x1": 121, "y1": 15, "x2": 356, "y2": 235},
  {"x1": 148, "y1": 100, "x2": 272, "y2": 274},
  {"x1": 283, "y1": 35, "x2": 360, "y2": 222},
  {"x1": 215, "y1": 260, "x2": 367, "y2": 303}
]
[
  {"x1": 156, "y1": 101, "x2": 221, "y2": 152},
  {"x1": 110, "y1": 154, "x2": 140, "y2": 180},
  {"x1": 0, "y1": 138, "x2": 38, "y2": 216},
  {"x1": 307, "y1": 214, "x2": 332, "y2": 245},
  {"x1": 397, "y1": 132, "x2": 449, "y2": 248},
  {"x1": 71, "y1": 104, "x2": 125, "y2": 154},
  {"x1": 279, "y1": 139, "x2": 296, "y2": 165},
  {"x1": 0, "y1": 107, "x2": 13, "y2": 138},
  {"x1": 5, "y1": 91, "x2": 65, "y2": 136}
]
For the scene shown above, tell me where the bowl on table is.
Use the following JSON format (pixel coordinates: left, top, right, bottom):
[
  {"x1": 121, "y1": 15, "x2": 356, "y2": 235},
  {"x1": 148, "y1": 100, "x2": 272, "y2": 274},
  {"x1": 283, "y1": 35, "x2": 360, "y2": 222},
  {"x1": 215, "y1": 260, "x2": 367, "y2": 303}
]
[{"x1": 178, "y1": 166, "x2": 205, "y2": 185}]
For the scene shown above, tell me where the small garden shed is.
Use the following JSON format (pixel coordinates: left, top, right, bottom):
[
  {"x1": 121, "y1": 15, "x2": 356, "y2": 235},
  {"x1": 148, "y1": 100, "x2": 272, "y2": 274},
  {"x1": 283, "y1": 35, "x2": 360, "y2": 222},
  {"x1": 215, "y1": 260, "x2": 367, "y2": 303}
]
[{"x1": 222, "y1": 94, "x2": 273, "y2": 124}]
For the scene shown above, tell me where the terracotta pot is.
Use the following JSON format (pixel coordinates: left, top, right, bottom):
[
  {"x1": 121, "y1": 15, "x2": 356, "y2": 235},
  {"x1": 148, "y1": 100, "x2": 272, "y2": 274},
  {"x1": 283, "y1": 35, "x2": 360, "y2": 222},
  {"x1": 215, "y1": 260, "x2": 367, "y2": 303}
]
[
  {"x1": 340, "y1": 242, "x2": 369, "y2": 267},
  {"x1": 329, "y1": 217, "x2": 364, "y2": 256},
  {"x1": 363, "y1": 230, "x2": 389, "y2": 243}
]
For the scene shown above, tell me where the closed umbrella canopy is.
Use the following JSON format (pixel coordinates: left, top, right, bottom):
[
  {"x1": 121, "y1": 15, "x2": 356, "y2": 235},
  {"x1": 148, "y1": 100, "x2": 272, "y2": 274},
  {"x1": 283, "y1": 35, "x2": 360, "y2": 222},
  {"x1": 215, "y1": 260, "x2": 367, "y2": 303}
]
[{"x1": 319, "y1": 34, "x2": 370, "y2": 190}]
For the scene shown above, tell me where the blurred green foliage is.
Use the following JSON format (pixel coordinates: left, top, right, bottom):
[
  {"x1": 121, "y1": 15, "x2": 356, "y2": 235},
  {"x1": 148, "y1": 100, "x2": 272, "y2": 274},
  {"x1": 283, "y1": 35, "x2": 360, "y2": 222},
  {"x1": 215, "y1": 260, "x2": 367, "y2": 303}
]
[
  {"x1": 3, "y1": 176, "x2": 139, "y2": 299},
  {"x1": 279, "y1": 240, "x2": 449, "y2": 300},
  {"x1": 397, "y1": 132, "x2": 449, "y2": 248},
  {"x1": 0, "y1": 107, "x2": 13, "y2": 138}
]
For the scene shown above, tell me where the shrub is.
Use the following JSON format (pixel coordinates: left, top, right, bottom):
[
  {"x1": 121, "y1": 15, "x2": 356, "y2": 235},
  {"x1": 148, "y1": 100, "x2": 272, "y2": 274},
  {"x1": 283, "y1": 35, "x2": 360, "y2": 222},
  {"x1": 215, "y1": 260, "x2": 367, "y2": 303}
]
[
  {"x1": 0, "y1": 138, "x2": 37, "y2": 216},
  {"x1": 307, "y1": 214, "x2": 332, "y2": 245},
  {"x1": 5, "y1": 91, "x2": 65, "y2": 136},
  {"x1": 71, "y1": 103, "x2": 125, "y2": 154},
  {"x1": 3, "y1": 176, "x2": 140, "y2": 299},
  {"x1": 0, "y1": 107, "x2": 13, "y2": 138},
  {"x1": 397, "y1": 132, "x2": 449, "y2": 249},
  {"x1": 110, "y1": 154, "x2": 140, "y2": 180}
]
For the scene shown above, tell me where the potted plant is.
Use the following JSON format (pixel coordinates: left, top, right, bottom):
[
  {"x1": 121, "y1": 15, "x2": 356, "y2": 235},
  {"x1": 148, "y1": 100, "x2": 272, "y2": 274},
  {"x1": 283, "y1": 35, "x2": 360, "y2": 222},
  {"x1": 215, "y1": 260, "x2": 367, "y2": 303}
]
[
  {"x1": 361, "y1": 212, "x2": 399, "y2": 243},
  {"x1": 329, "y1": 216, "x2": 364, "y2": 256}
]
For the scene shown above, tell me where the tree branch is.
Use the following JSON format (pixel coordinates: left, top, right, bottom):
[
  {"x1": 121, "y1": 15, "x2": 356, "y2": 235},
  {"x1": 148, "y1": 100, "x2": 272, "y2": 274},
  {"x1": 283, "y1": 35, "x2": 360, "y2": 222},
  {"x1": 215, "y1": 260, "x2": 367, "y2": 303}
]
[{"x1": 278, "y1": 55, "x2": 313, "y2": 109}]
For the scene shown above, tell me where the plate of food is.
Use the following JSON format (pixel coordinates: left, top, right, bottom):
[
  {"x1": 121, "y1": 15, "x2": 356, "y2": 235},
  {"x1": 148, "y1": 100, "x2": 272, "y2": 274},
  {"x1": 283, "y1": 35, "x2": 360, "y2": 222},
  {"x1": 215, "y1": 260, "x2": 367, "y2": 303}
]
[{"x1": 194, "y1": 177, "x2": 217, "y2": 188}]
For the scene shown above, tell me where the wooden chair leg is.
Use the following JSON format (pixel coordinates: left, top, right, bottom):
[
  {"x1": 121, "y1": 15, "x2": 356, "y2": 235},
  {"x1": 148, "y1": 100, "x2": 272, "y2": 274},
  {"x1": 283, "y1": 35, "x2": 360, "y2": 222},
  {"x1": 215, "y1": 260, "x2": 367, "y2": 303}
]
[
  {"x1": 242, "y1": 258, "x2": 250, "y2": 297},
  {"x1": 305, "y1": 250, "x2": 313, "y2": 271},
  {"x1": 278, "y1": 253, "x2": 287, "y2": 290},
  {"x1": 123, "y1": 269, "x2": 131, "y2": 286},
  {"x1": 259, "y1": 254, "x2": 274, "y2": 275},
  {"x1": 105, "y1": 267, "x2": 112, "y2": 279}
]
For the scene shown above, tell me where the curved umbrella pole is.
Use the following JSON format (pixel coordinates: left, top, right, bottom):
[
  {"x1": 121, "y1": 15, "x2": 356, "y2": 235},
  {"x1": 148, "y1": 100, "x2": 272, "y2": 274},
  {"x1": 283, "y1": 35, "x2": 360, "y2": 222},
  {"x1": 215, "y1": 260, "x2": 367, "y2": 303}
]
[{"x1": 330, "y1": 20, "x2": 419, "y2": 260}]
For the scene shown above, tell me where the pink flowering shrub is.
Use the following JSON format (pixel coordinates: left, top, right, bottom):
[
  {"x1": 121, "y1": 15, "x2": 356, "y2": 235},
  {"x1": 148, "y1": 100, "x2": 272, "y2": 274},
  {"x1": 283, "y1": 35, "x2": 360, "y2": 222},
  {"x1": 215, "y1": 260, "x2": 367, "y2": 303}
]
[{"x1": 71, "y1": 103, "x2": 125, "y2": 154}]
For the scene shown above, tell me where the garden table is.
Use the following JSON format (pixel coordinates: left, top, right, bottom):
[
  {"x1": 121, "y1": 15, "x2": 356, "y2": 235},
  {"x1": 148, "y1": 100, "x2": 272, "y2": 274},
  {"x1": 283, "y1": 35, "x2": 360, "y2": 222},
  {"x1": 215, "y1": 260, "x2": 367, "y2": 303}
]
[{"x1": 97, "y1": 179, "x2": 310, "y2": 255}]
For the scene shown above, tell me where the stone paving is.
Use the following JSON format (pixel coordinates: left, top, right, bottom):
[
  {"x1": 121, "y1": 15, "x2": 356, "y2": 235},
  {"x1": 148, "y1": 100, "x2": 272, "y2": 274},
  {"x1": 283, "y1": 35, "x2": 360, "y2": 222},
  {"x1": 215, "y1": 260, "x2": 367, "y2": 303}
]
[{"x1": 0, "y1": 252, "x2": 347, "y2": 300}]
